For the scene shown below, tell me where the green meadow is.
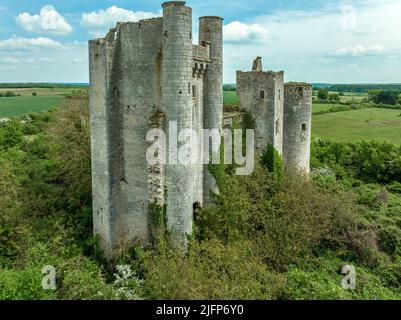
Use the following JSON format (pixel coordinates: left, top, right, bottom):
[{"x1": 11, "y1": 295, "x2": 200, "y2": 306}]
[
  {"x1": 0, "y1": 95, "x2": 64, "y2": 117},
  {"x1": 312, "y1": 108, "x2": 401, "y2": 145},
  {"x1": 223, "y1": 90, "x2": 240, "y2": 105},
  {"x1": 222, "y1": 90, "x2": 400, "y2": 145}
]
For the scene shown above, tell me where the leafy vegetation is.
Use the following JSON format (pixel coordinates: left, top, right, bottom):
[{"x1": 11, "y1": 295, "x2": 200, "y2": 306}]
[
  {"x1": 317, "y1": 88, "x2": 329, "y2": 100},
  {"x1": 1, "y1": 95, "x2": 401, "y2": 300},
  {"x1": 368, "y1": 90, "x2": 401, "y2": 106},
  {"x1": 327, "y1": 84, "x2": 401, "y2": 93},
  {"x1": 0, "y1": 91, "x2": 18, "y2": 98},
  {"x1": 0, "y1": 83, "x2": 88, "y2": 89}
]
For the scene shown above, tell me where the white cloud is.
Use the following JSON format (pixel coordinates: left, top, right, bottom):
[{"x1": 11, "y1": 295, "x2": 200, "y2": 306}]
[
  {"x1": 0, "y1": 37, "x2": 65, "y2": 50},
  {"x1": 26, "y1": 58, "x2": 36, "y2": 64},
  {"x1": 223, "y1": 21, "x2": 269, "y2": 43},
  {"x1": 0, "y1": 57, "x2": 20, "y2": 64},
  {"x1": 73, "y1": 58, "x2": 84, "y2": 64},
  {"x1": 331, "y1": 44, "x2": 385, "y2": 58},
  {"x1": 82, "y1": 6, "x2": 159, "y2": 31},
  {"x1": 16, "y1": 5, "x2": 73, "y2": 35}
]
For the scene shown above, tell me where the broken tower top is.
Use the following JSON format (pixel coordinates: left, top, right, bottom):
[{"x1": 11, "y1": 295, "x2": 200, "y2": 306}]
[{"x1": 252, "y1": 56, "x2": 262, "y2": 72}]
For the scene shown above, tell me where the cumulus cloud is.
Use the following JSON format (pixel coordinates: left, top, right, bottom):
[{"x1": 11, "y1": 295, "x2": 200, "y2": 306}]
[
  {"x1": 81, "y1": 6, "x2": 159, "y2": 30},
  {"x1": 16, "y1": 5, "x2": 73, "y2": 35},
  {"x1": 331, "y1": 44, "x2": 385, "y2": 58},
  {"x1": 223, "y1": 21, "x2": 269, "y2": 43},
  {"x1": 0, "y1": 37, "x2": 65, "y2": 50}
]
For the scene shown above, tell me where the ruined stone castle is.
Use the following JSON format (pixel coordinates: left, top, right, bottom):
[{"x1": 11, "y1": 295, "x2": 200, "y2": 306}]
[
  {"x1": 237, "y1": 57, "x2": 312, "y2": 171},
  {"x1": 88, "y1": 1, "x2": 312, "y2": 256}
]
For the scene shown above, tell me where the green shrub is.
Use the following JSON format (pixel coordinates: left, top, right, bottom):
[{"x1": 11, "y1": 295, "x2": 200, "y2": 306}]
[
  {"x1": 261, "y1": 144, "x2": 283, "y2": 185},
  {"x1": 139, "y1": 239, "x2": 283, "y2": 299},
  {"x1": 0, "y1": 120, "x2": 23, "y2": 150},
  {"x1": 280, "y1": 255, "x2": 399, "y2": 300},
  {"x1": 311, "y1": 139, "x2": 401, "y2": 184},
  {"x1": 3, "y1": 91, "x2": 16, "y2": 97},
  {"x1": 0, "y1": 267, "x2": 57, "y2": 300},
  {"x1": 22, "y1": 123, "x2": 41, "y2": 135},
  {"x1": 318, "y1": 89, "x2": 329, "y2": 100},
  {"x1": 0, "y1": 160, "x2": 28, "y2": 268}
]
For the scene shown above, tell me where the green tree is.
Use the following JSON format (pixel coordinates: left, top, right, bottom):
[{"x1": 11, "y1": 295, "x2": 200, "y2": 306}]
[
  {"x1": 329, "y1": 93, "x2": 340, "y2": 102},
  {"x1": 4, "y1": 91, "x2": 16, "y2": 97},
  {"x1": 261, "y1": 144, "x2": 283, "y2": 185},
  {"x1": 369, "y1": 90, "x2": 400, "y2": 105},
  {"x1": 317, "y1": 89, "x2": 329, "y2": 100}
]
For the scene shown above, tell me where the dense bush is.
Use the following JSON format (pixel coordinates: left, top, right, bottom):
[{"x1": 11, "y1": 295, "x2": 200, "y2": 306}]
[
  {"x1": 317, "y1": 88, "x2": 329, "y2": 100},
  {"x1": 1, "y1": 96, "x2": 401, "y2": 300},
  {"x1": 0, "y1": 91, "x2": 17, "y2": 98},
  {"x1": 261, "y1": 144, "x2": 283, "y2": 185},
  {"x1": 137, "y1": 239, "x2": 281, "y2": 299},
  {"x1": 311, "y1": 138, "x2": 401, "y2": 184},
  {"x1": 369, "y1": 90, "x2": 400, "y2": 105},
  {"x1": 0, "y1": 120, "x2": 24, "y2": 150}
]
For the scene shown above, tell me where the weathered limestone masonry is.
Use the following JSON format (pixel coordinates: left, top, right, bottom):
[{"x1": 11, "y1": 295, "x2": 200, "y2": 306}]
[
  {"x1": 199, "y1": 16, "x2": 223, "y2": 202},
  {"x1": 89, "y1": 1, "x2": 223, "y2": 255},
  {"x1": 237, "y1": 58, "x2": 284, "y2": 155},
  {"x1": 237, "y1": 57, "x2": 312, "y2": 173},
  {"x1": 283, "y1": 83, "x2": 312, "y2": 174}
]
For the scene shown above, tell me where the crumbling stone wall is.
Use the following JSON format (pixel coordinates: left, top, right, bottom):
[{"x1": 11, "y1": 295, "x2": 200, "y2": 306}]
[
  {"x1": 283, "y1": 83, "x2": 312, "y2": 174},
  {"x1": 89, "y1": 1, "x2": 223, "y2": 256},
  {"x1": 236, "y1": 58, "x2": 312, "y2": 175},
  {"x1": 237, "y1": 65, "x2": 284, "y2": 155}
]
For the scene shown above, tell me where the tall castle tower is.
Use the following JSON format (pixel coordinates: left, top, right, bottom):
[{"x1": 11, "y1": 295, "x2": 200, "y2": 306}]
[
  {"x1": 88, "y1": 1, "x2": 223, "y2": 256},
  {"x1": 237, "y1": 58, "x2": 284, "y2": 154},
  {"x1": 237, "y1": 58, "x2": 312, "y2": 173},
  {"x1": 283, "y1": 83, "x2": 312, "y2": 174}
]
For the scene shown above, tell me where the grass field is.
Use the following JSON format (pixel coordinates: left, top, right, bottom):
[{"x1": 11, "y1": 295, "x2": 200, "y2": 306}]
[
  {"x1": 0, "y1": 87, "x2": 81, "y2": 97},
  {"x1": 0, "y1": 95, "x2": 64, "y2": 117},
  {"x1": 312, "y1": 103, "x2": 341, "y2": 114},
  {"x1": 224, "y1": 91, "x2": 240, "y2": 105},
  {"x1": 312, "y1": 108, "x2": 401, "y2": 145}
]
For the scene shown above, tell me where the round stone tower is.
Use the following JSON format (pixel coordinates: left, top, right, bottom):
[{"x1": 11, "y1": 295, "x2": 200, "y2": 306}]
[
  {"x1": 283, "y1": 83, "x2": 312, "y2": 174},
  {"x1": 199, "y1": 16, "x2": 223, "y2": 202},
  {"x1": 199, "y1": 16, "x2": 223, "y2": 132},
  {"x1": 161, "y1": 1, "x2": 194, "y2": 245}
]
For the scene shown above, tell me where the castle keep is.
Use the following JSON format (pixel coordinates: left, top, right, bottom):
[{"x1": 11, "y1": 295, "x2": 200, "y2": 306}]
[
  {"x1": 89, "y1": 1, "x2": 311, "y2": 256},
  {"x1": 89, "y1": 1, "x2": 222, "y2": 254},
  {"x1": 237, "y1": 57, "x2": 312, "y2": 172}
]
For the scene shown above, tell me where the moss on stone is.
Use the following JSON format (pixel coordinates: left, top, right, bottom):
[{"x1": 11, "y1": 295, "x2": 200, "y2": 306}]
[{"x1": 149, "y1": 202, "x2": 167, "y2": 242}]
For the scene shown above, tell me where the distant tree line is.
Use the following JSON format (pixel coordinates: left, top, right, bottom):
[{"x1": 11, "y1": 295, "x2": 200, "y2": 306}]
[
  {"x1": 368, "y1": 90, "x2": 401, "y2": 106},
  {"x1": 326, "y1": 84, "x2": 401, "y2": 93},
  {"x1": 223, "y1": 84, "x2": 237, "y2": 91},
  {"x1": 0, "y1": 91, "x2": 19, "y2": 97},
  {"x1": 0, "y1": 83, "x2": 88, "y2": 89},
  {"x1": 316, "y1": 89, "x2": 340, "y2": 103}
]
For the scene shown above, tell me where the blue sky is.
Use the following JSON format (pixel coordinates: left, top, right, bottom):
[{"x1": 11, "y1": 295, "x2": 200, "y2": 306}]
[{"x1": 0, "y1": 0, "x2": 400, "y2": 83}]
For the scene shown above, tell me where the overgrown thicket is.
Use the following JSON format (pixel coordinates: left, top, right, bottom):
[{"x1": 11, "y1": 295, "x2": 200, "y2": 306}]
[
  {"x1": 312, "y1": 138, "x2": 401, "y2": 184},
  {"x1": 1, "y1": 97, "x2": 401, "y2": 299}
]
